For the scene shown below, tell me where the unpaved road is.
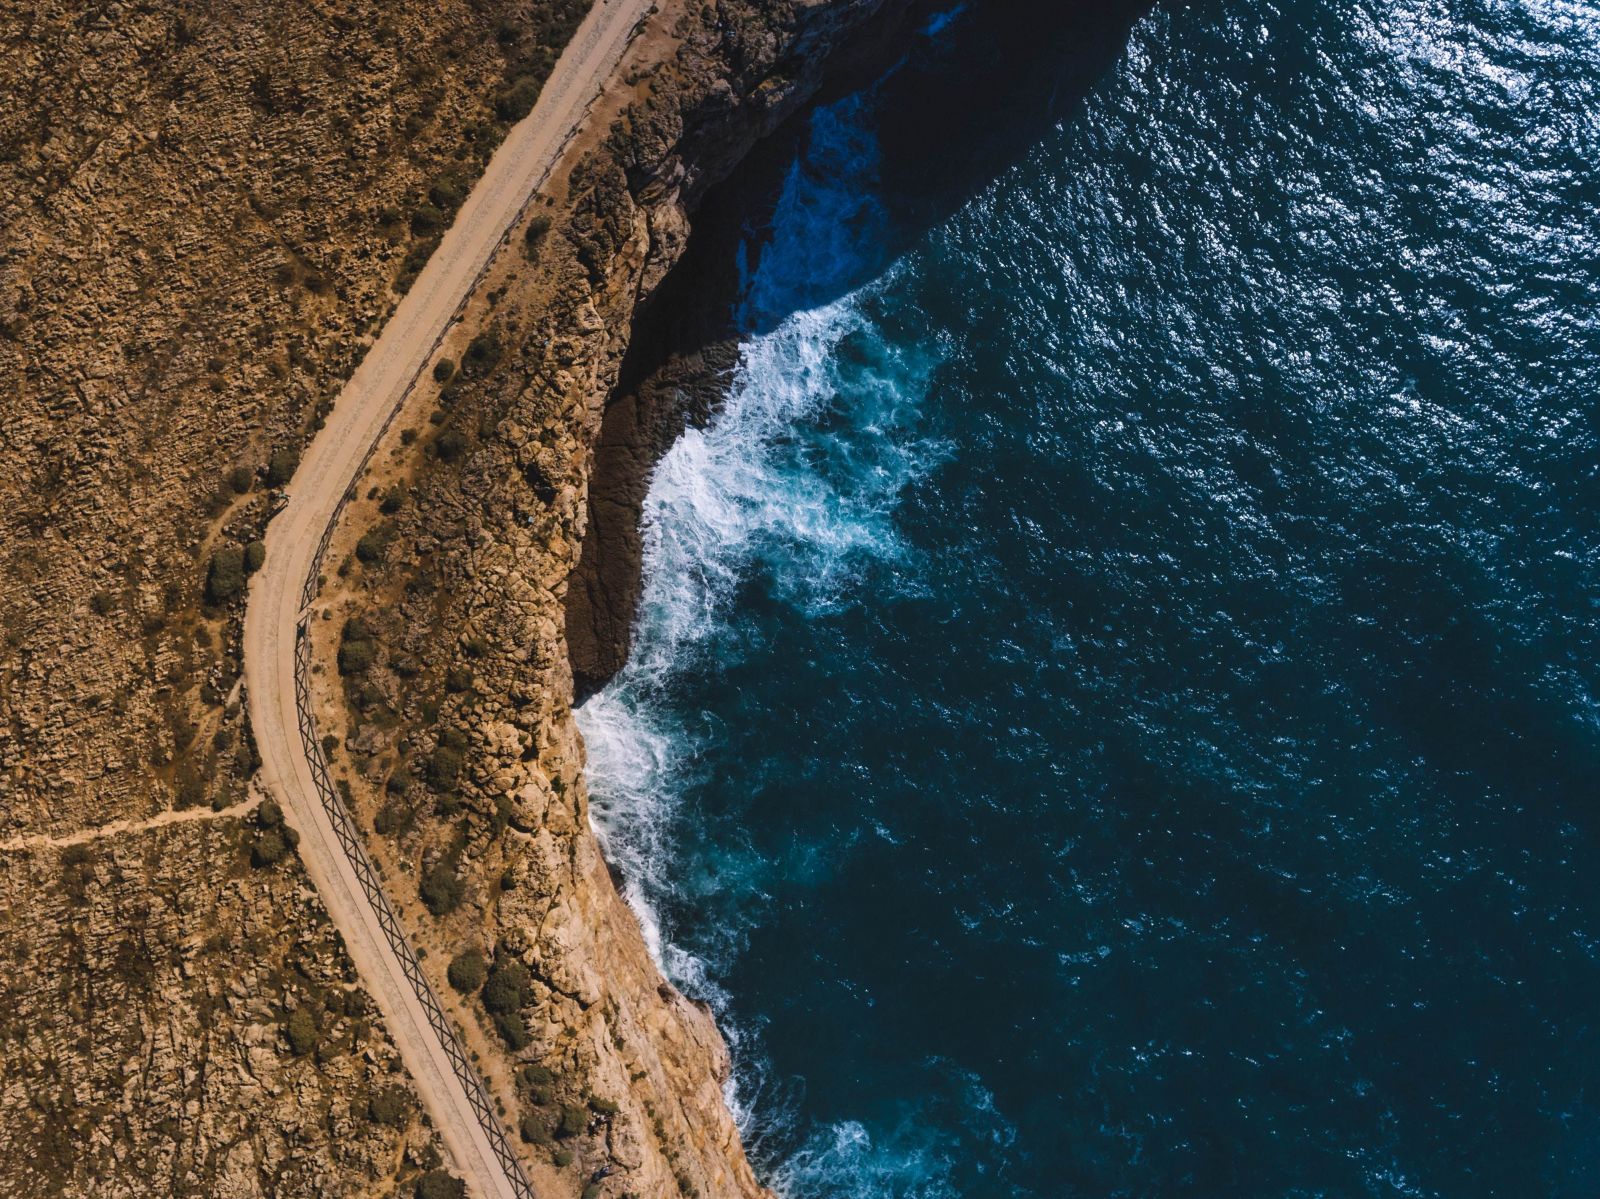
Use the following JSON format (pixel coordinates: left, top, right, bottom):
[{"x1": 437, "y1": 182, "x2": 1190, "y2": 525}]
[{"x1": 243, "y1": 3, "x2": 653, "y2": 1197}]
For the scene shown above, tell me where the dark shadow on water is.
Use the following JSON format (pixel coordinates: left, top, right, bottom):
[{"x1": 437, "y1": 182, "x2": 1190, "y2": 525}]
[
  {"x1": 567, "y1": 0, "x2": 1154, "y2": 698},
  {"x1": 648, "y1": 0, "x2": 1157, "y2": 352}
]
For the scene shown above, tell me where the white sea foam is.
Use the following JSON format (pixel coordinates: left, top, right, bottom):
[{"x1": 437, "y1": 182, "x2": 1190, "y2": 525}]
[{"x1": 576, "y1": 87, "x2": 950, "y2": 1197}]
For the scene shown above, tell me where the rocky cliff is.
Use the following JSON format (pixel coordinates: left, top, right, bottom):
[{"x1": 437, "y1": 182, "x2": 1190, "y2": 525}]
[
  {"x1": 311, "y1": 1, "x2": 922, "y2": 1196},
  {"x1": 0, "y1": 0, "x2": 917, "y2": 1194}
]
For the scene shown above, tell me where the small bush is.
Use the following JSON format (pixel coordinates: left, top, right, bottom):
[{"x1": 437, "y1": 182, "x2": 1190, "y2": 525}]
[
  {"x1": 257, "y1": 798, "x2": 283, "y2": 827},
  {"x1": 589, "y1": 1096, "x2": 620, "y2": 1117},
  {"x1": 251, "y1": 828, "x2": 288, "y2": 867},
  {"x1": 206, "y1": 546, "x2": 246, "y2": 604},
  {"x1": 244, "y1": 540, "x2": 266, "y2": 573},
  {"x1": 435, "y1": 428, "x2": 469, "y2": 463},
  {"x1": 265, "y1": 447, "x2": 299, "y2": 487},
  {"x1": 495, "y1": 1008, "x2": 531, "y2": 1050},
  {"x1": 523, "y1": 214, "x2": 552, "y2": 253},
  {"x1": 285, "y1": 1008, "x2": 317, "y2": 1056},
  {"x1": 581, "y1": 1185, "x2": 602, "y2": 1199},
  {"x1": 227, "y1": 465, "x2": 255, "y2": 493},
  {"x1": 519, "y1": 1112, "x2": 553, "y2": 1144},
  {"x1": 432, "y1": 358, "x2": 455, "y2": 383},
  {"x1": 427, "y1": 744, "x2": 463, "y2": 791},
  {"x1": 368, "y1": 1087, "x2": 407, "y2": 1126},
  {"x1": 379, "y1": 488, "x2": 404, "y2": 515},
  {"x1": 447, "y1": 949, "x2": 486, "y2": 993},
  {"x1": 483, "y1": 958, "x2": 531, "y2": 1015},
  {"x1": 411, "y1": 203, "x2": 445, "y2": 236},
  {"x1": 397, "y1": 238, "x2": 439, "y2": 291},
  {"x1": 428, "y1": 177, "x2": 465, "y2": 210},
  {"x1": 338, "y1": 638, "x2": 376, "y2": 675},
  {"x1": 355, "y1": 527, "x2": 389, "y2": 564},
  {"x1": 420, "y1": 862, "x2": 463, "y2": 915},
  {"x1": 90, "y1": 590, "x2": 116, "y2": 616},
  {"x1": 445, "y1": 666, "x2": 473, "y2": 693},
  {"x1": 496, "y1": 75, "x2": 540, "y2": 122},
  {"x1": 555, "y1": 1103, "x2": 586, "y2": 1139},
  {"x1": 415, "y1": 1170, "x2": 464, "y2": 1199},
  {"x1": 552, "y1": 1149, "x2": 574, "y2": 1168},
  {"x1": 463, "y1": 330, "x2": 502, "y2": 377}
]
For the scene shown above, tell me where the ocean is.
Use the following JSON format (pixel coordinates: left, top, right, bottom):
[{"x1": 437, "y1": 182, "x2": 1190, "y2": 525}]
[{"x1": 577, "y1": 0, "x2": 1600, "y2": 1194}]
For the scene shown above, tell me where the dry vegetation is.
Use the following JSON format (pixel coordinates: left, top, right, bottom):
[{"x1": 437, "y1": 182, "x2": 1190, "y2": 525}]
[
  {"x1": 306, "y1": 3, "x2": 915, "y2": 1197},
  {"x1": 0, "y1": 1, "x2": 590, "y2": 1193}
]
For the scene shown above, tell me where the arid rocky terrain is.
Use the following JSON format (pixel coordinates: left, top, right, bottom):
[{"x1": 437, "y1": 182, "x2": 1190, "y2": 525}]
[{"x1": 0, "y1": 0, "x2": 915, "y2": 1195}]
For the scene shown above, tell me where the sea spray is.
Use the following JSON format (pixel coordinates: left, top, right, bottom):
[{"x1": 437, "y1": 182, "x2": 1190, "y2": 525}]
[{"x1": 578, "y1": 87, "x2": 952, "y2": 1192}]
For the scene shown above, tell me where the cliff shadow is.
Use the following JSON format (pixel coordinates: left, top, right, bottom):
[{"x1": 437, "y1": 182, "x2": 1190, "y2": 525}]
[{"x1": 567, "y1": 0, "x2": 1156, "y2": 698}]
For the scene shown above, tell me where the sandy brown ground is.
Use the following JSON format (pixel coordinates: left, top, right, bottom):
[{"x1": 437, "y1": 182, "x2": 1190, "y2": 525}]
[{"x1": 242, "y1": 3, "x2": 654, "y2": 1196}]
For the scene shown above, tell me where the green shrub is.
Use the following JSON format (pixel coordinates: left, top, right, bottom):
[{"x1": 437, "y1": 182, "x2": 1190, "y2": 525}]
[
  {"x1": 552, "y1": 1148, "x2": 574, "y2": 1168},
  {"x1": 420, "y1": 862, "x2": 463, "y2": 915},
  {"x1": 415, "y1": 1170, "x2": 464, "y2": 1199},
  {"x1": 227, "y1": 465, "x2": 255, "y2": 493},
  {"x1": 355, "y1": 528, "x2": 388, "y2": 564},
  {"x1": 432, "y1": 358, "x2": 455, "y2": 383},
  {"x1": 380, "y1": 488, "x2": 405, "y2": 515},
  {"x1": 447, "y1": 948, "x2": 486, "y2": 993},
  {"x1": 589, "y1": 1096, "x2": 619, "y2": 1117},
  {"x1": 445, "y1": 666, "x2": 473, "y2": 693},
  {"x1": 411, "y1": 203, "x2": 444, "y2": 235},
  {"x1": 523, "y1": 214, "x2": 552, "y2": 253},
  {"x1": 396, "y1": 237, "x2": 439, "y2": 292},
  {"x1": 519, "y1": 1112, "x2": 553, "y2": 1144},
  {"x1": 251, "y1": 828, "x2": 288, "y2": 867},
  {"x1": 244, "y1": 540, "x2": 266, "y2": 573},
  {"x1": 265, "y1": 447, "x2": 299, "y2": 487},
  {"x1": 428, "y1": 177, "x2": 465, "y2": 210},
  {"x1": 463, "y1": 331, "x2": 502, "y2": 377},
  {"x1": 581, "y1": 1185, "x2": 602, "y2": 1199},
  {"x1": 427, "y1": 744, "x2": 463, "y2": 791},
  {"x1": 285, "y1": 1008, "x2": 317, "y2": 1055},
  {"x1": 338, "y1": 638, "x2": 376, "y2": 675},
  {"x1": 257, "y1": 798, "x2": 283, "y2": 827},
  {"x1": 482, "y1": 958, "x2": 531, "y2": 1015},
  {"x1": 368, "y1": 1087, "x2": 407, "y2": 1126},
  {"x1": 435, "y1": 428, "x2": 468, "y2": 463},
  {"x1": 556, "y1": 1103, "x2": 586, "y2": 1139},
  {"x1": 494, "y1": 1008, "x2": 531, "y2": 1050},
  {"x1": 206, "y1": 546, "x2": 246, "y2": 603},
  {"x1": 89, "y1": 590, "x2": 116, "y2": 616},
  {"x1": 496, "y1": 75, "x2": 540, "y2": 122}
]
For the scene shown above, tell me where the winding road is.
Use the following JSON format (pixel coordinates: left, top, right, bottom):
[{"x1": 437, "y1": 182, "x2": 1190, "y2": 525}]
[{"x1": 242, "y1": 3, "x2": 653, "y2": 1197}]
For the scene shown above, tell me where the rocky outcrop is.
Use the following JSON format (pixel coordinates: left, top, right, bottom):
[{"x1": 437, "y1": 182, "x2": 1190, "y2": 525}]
[
  {"x1": 314, "y1": 1, "x2": 924, "y2": 1196},
  {"x1": 0, "y1": 2, "x2": 593, "y2": 1194},
  {"x1": 2, "y1": 0, "x2": 923, "y2": 1193}
]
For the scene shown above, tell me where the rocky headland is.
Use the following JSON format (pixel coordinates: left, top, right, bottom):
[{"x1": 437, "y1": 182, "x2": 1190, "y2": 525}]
[{"x1": 1, "y1": 0, "x2": 924, "y2": 1195}]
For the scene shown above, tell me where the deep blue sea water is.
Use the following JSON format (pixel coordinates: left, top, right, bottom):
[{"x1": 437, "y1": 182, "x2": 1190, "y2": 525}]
[{"x1": 577, "y1": 1, "x2": 1600, "y2": 1195}]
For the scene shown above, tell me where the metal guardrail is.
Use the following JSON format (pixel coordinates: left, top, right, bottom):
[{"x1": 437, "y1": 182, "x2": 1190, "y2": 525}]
[
  {"x1": 276, "y1": 55, "x2": 613, "y2": 1199},
  {"x1": 291, "y1": 628, "x2": 536, "y2": 1199},
  {"x1": 275, "y1": 22, "x2": 647, "y2": 1190}
]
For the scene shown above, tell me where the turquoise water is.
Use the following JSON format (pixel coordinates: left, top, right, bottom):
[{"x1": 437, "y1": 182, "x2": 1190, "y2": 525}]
[{"x1": 578, "y1": 1, "x2": 1600, "y2": 1195}]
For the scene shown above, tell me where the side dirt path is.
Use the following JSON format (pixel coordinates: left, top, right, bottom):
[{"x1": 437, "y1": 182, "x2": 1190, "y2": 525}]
[
  {"x1": 0, "y1": 795, "x2": 260, "y2": 854},
  {"x1": 241, "y1": 4, "x2": 654, "y2": 1198}
]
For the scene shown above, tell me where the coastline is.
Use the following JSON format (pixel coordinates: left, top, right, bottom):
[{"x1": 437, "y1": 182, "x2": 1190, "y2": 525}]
[
  {"x1": 307, "y1": 1, "x2": 934, "y2": 1193},
  {"x1": 565, "y1": 0, "x2": 1156, "y2": 699}
]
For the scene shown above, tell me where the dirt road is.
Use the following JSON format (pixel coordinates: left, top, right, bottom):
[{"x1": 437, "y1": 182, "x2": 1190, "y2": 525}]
[{"x1": 242, "y1": 3, "x2": 653, "y2": 1196}]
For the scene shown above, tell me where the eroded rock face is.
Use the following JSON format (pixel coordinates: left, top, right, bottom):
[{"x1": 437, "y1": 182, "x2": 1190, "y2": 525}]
[{"x1": 320, "y1": 2, "x2": 921, "y2": 1197}]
